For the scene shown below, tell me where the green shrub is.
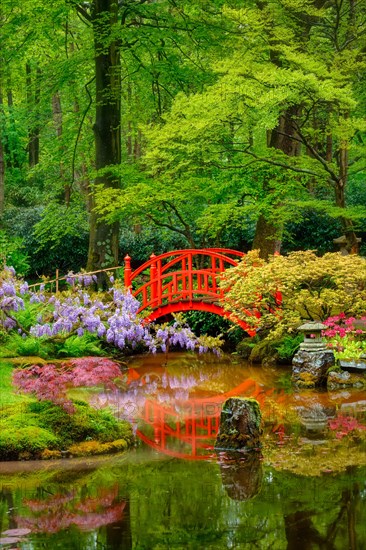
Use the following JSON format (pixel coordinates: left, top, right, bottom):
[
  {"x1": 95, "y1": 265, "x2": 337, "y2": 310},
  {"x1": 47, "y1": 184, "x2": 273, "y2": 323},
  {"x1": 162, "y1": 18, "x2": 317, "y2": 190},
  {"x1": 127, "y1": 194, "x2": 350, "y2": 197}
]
[
  {"x1": 1, "y1": 334, "x2": 54, "y2": 359},
  {"x1": 249, "y1": 339, "x2": 278, "y2": 363},
  {"x1": 32, "y1": 400, "x2": 133, "y2": 448},
  {"x1": 274, "y1": 334, "x2": 303, "y2": 361},
  {"x1": 236, "y1": 339, "x2": 256, "y2": 359},
  {"x1": 183, "y1": 311, "x2": 245, "y2": 350},
  {"x1": 0, "y1": 229, "x2": 30, "y2": 276},
  {"x1": 0, "y1": 426, "x2": 59, "y2": 460},
  {"x1": 13, "y1": 301, "x2": 51, "y2": 332}
]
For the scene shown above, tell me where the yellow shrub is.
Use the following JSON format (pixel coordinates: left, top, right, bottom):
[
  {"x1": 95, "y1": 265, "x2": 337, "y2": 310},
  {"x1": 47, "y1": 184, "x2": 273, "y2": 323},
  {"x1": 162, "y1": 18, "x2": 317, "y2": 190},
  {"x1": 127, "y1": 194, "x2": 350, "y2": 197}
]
[{"x1": 221, "y1": 250, "x2": 366, "y2": 340}]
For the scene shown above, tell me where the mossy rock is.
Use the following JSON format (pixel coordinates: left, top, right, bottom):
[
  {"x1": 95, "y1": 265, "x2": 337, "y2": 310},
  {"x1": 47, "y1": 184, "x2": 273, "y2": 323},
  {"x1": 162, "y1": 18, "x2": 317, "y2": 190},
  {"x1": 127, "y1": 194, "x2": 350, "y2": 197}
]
[
  {"x1": 0, "y1": 399, "x2": 134, "y2": 460},
  {"x1": 327, "y1": 370, "x2": 366, "y2": 389},
  {"x1": 295, "y1": 372, "x2": 318, "y2": 388},
  {"x1": 30, "y1": 400, "x2": 134, "y2": 448},
  {"x1": 215, "y1": 397, "x2": 262, "y2": 451}
]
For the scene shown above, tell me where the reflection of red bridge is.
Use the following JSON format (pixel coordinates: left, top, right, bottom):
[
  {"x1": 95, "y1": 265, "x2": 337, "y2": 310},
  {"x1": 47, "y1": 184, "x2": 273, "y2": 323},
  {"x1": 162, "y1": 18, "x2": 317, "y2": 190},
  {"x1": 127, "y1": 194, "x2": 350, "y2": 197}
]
[
  {"x1": 136, "y1": 378, "x2": 273, "y2": 460},
  {"x1": 124, "y1": 248, "x2": 257, "y2": 334}
]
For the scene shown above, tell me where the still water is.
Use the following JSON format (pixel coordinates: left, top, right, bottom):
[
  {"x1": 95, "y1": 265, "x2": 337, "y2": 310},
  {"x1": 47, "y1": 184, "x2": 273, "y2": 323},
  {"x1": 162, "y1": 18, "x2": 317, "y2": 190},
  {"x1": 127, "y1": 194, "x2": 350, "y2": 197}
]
[{"x1": 0, "y1": 352, "x2": 365, "y2": 549}]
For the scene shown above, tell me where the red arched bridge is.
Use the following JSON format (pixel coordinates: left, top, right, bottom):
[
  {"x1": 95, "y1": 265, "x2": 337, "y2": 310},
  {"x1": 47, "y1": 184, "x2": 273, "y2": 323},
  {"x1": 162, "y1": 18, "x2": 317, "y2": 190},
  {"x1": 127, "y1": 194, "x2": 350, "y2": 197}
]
[{"x1": 124, "y1": 248, "x2": 257, "y2": 335}]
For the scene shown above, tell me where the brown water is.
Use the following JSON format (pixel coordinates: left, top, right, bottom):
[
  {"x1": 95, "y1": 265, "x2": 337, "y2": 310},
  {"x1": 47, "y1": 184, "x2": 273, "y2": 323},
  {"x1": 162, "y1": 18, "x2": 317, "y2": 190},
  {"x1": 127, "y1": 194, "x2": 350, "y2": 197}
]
[{"x1": 0, "y1": 352, "x2": 365, "y2": 549}]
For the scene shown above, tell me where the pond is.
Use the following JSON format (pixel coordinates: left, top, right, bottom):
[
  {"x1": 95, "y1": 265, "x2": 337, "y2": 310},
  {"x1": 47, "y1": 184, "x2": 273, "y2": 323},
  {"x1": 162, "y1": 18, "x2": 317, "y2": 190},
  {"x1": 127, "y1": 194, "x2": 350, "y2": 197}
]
[{"x1": 0, "y1": 352, "x2": 366, "y2": 549}]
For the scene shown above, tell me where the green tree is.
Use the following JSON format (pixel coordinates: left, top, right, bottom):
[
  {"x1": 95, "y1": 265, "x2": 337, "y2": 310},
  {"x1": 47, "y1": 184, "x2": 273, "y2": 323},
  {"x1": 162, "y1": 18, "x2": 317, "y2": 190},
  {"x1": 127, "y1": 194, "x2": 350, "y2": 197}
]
[{"x1": 114, "y1": 0, "x2": 366, "y2": 257}]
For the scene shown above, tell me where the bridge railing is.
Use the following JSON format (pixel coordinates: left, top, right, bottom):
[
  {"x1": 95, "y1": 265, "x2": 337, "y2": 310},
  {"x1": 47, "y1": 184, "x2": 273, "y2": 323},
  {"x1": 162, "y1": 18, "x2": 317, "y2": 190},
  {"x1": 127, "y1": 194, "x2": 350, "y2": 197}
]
[{"x1": 124, "y1": 248, "x2": 244, "y2": 313}]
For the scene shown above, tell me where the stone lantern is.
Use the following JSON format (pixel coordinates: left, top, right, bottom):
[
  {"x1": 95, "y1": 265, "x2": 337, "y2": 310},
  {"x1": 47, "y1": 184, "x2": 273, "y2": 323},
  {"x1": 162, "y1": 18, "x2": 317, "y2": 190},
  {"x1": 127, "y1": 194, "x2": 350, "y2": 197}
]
[
  {"x1": 333, "y1": 235, "x2": 361, "y2": 255},
  {"x1": 292, "y1": 321, "x2": 335, "y2": 387},
  {"x1": 298, "y1": 321, "x2": 327, "y2": 352}
]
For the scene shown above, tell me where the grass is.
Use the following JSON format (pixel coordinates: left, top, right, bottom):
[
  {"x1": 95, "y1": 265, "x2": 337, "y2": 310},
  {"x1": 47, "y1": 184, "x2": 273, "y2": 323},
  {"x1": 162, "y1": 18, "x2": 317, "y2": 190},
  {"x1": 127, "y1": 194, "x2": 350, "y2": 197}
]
[{"x1": 0, "y1": 360, "x2": 32, "y2": 407}]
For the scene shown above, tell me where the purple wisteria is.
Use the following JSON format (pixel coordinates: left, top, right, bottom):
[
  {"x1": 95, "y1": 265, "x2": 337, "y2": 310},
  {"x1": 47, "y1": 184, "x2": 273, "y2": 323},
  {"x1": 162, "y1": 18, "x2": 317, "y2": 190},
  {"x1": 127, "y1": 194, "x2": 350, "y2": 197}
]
[
  {"x1": 0, "y1": 266, "x2": 222, "y2": 355},
  {"x1": 66, "y1": 271, "x2": 98, "y2": 287}
]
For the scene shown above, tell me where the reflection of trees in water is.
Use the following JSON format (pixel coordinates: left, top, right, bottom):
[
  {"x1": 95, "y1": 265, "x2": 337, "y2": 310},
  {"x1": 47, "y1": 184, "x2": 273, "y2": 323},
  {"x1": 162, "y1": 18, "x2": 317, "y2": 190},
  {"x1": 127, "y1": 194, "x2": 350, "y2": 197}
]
[
  {"x1": 0, "y1": 461, "x2": 365, "y2": 549},
  {"x1": 284, "y1": 484, "x2": 361, "y2": 550},
  {"x1": 0, "y1": 488, "x2": 16, "y2": 530},
  {"x1": 217, "y1": 451, "x2": 263, "y2": 501}
]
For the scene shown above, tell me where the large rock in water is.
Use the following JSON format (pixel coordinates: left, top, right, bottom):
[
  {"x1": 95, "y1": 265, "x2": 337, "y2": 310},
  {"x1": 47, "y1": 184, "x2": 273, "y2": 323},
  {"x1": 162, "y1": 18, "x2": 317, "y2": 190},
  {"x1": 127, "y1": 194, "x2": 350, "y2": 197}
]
[
  {"x1": 215, "y1": 398, "x2": 262, "y2": 451},
  {"x1": 292, "y1": 350, "x2": 335, "y2": 388}
]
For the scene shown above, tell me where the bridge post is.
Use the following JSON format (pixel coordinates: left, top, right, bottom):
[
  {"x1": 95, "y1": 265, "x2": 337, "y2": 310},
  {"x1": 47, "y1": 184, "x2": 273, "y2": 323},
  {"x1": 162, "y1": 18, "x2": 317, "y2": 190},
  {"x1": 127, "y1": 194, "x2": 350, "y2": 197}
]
[
  {"x1": 150, "y1": 253, "x2": 157, "y2": 306},
  {"x1": 124, "y1": 254, "x2": 132, "y2": 288}
]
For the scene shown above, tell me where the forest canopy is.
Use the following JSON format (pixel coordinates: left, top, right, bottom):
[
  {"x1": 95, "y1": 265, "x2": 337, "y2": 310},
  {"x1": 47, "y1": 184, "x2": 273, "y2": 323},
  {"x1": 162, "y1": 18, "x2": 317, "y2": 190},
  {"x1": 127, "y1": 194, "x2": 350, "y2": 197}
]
[{"x1": 0, "y1": 0, "x2": 365, "y2": 280}]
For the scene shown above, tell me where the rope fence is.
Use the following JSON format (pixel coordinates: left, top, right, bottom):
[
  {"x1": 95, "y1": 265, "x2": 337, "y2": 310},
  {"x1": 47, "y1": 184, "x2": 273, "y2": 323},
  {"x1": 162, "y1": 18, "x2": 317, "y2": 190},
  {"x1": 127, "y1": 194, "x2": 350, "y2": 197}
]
[{"x1": 27, "y1": 265, "x2": 125, "y2": 292}]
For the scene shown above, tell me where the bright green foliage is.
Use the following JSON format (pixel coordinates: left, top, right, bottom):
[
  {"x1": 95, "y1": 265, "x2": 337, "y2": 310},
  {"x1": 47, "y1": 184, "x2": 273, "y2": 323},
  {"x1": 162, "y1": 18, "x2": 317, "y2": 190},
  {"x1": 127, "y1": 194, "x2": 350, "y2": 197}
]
[
  {"x1": 221, "y1": 250, "x2": 366, "y2": 341},
  {"x1": 33, "y1": 202, "x2": 89, "y2": 251},
  {"x1": 55, "y1": 334, "x2": 105, "y2": 358},
  {"x1": 0, "y1": 399, "x2": 133, "y2": 460},
  {"x1": 274, "y1": 334, "x2": 304, "y2": 361},
  {"x1": 331, "y1": 337, "x2": 366, "y2": 361},
  {"x1": 110, "y1": 0, "x2": 366, "y2": 251},
  {"x1": 32, "y1": 400, "x2": 132, "y2": 448},
  {"x1": 0, "y1": 361, "x2": 31, "y2": 406},
  {"x1": 0, "y1": 230, "x2": 30, "y2": 276},
  {"x1": 0, "y1": 334, "x2": 54, "y2": 359},
  {"x1": 1, "y1": 0, "x2": 366, "y2": 269}
]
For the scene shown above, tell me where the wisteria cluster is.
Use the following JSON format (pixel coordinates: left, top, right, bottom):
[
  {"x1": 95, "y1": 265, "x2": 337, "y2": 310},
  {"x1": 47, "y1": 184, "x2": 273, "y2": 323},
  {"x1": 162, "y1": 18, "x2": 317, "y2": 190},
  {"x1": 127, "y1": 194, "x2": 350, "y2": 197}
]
[
  {"x1": 0, "y1": 266, "x2": 222, "y2": 355},
  {"x1": 0, "y1": 267, "x2": 25, "y2": 330},
  {"x1": 65, "y1": 271, "x2": 98, "y2": 287}
]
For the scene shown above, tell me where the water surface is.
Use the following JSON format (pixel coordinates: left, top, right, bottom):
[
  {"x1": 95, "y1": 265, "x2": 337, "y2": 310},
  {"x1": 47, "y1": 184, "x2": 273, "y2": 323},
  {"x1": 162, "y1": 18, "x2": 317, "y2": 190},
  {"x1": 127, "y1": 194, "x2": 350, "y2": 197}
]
[{"x1": 1, "y1": 352, "x2": 365, "y2": 549}]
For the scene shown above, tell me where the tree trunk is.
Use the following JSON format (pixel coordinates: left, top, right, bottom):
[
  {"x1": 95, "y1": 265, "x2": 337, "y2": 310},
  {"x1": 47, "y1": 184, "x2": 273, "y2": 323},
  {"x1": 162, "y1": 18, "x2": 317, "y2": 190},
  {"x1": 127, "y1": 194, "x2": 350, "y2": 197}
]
[
  {"x1": 0, "y1": 75, "x2": 5, "y2": 219},
  {"x1": 335, "y1": 122, "x2": 359, "y2": 254},
  {"x1": 26, "y1": 63, "x2": 41, "y2": 168},
  {"x1": 52, "y1": 92, "x2": 70, "y2": 205},
  {"x1": 252, "y1": 215, "x2": 281, "y2": 258},
  {"x1": 87, "y1": 0, "x2": 121, "y2": 284},
  {"x1": 253, "y1": 107, "x2": 301, "y2": 259}
]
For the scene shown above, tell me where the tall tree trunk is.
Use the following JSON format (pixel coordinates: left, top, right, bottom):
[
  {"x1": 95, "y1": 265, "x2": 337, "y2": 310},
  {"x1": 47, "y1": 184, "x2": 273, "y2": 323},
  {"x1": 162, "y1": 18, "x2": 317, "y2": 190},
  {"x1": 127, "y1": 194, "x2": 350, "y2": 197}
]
[
  {"x1": 335, "y1": 117, "x2": 359, "y2": 253},
  {"x1": 87, "y1": 0, "x2": 121, "y2": 284},
  {"x1": 0, "y1": 75, "x2": 5, "y2": 219},
  {"x1": 52, "y1": 92, "x2": 70, "y2": 205},
  {"x1": 26, "y1": 63, "x2": 41, "y2": 168},
  {"x1": 253, "y1": 107, "x2": 301, "y2": 258}
]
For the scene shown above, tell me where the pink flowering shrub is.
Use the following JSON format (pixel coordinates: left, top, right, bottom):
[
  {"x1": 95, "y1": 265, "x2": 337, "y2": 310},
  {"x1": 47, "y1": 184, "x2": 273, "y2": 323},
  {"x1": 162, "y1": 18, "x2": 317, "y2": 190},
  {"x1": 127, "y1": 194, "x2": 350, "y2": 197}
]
[
  {"x1": 12, "y1": 357, "x2": 123, "y2": 413},
  {"x1": 322, "y1": 314, "x2": 366, "y2": 359},
  {"x1": 328, "y1": 415, "x2": 366, "y2": 439},
  {"x1": 322, "y1": 313, "x2": 366, "y2": 339}
]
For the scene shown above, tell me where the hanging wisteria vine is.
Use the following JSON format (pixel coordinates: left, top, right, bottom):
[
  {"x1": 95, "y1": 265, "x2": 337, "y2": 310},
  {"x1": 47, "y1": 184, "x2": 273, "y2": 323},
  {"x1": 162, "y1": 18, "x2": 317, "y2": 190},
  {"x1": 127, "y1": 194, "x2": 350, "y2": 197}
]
[{"x1": 0, "y1": 267, "x2": 222, "y2": 355}]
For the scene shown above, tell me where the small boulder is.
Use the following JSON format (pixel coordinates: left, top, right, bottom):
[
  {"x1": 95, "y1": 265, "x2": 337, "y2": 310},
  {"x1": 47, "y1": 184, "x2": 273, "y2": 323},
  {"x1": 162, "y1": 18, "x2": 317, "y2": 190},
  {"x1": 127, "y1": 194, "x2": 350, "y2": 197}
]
[
  {"x1": 292, "y1": 350, "x2": 335, "y2": 387},
  {"x1": 215, "y1": 397, "x2": 262, "y2": 451}
]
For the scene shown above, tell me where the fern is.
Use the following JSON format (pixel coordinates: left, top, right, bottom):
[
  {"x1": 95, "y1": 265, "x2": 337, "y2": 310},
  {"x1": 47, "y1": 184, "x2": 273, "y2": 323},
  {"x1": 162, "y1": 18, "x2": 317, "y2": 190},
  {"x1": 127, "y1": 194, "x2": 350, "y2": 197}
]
[{"x1": 55, "y1": 334, "x2": 105, "y2": 358}]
